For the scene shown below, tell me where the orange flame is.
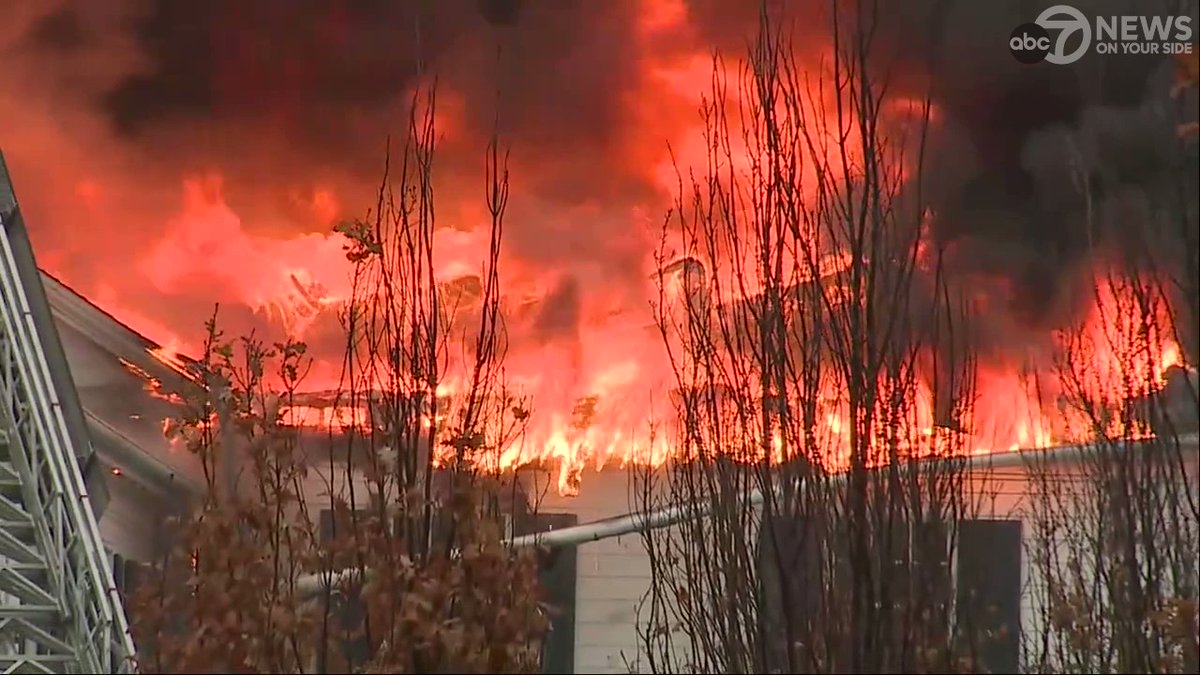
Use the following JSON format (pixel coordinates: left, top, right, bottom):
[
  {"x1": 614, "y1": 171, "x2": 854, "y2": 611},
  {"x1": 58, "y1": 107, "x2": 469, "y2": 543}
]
[{"x1": 70, "y1": 0, "x2": 1187, "y2": 496}]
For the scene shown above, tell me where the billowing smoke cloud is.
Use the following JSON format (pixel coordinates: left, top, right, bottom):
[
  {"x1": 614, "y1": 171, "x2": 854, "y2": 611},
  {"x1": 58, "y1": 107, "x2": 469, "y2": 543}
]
[
  {"x1": 2, "y1": 0, "x2": 1195, "y2": 369},
  {"x1": 919, "y1": 1, "x2": 1197, "y2": 337},
  {"x1": 2, "y1": 0, "x2": 698, "y2": 346}
]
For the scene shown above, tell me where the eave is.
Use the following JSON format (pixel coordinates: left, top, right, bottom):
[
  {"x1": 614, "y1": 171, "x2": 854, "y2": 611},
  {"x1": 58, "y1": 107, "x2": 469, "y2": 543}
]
[{"x1": 40, "y1": 271, "x2": 206, "y2": 499}]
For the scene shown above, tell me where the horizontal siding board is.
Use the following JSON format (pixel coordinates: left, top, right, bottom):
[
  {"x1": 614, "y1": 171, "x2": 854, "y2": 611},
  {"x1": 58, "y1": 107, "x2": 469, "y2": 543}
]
[
  {"x1": 98, "y1": 481, "x2": 165, "y2": 561},
  {"x1": 576, "y1": 575, "x2": 648, "y2": 602},
  {"x1": 577, "y1": 551, "x2": 651, "y2": 579}
]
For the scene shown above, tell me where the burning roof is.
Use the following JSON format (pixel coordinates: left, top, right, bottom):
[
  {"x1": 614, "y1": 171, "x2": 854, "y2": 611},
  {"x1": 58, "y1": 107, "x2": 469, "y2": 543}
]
[
  {"x1": 2, "y1": 1, "x2": 1195, "y2": 495},
  {"x1": 26, "y1": 260, "x2": 1200, "y2": 506},
  {"x1": 39, "y1": 270, "x2": 205, "y2": 497}
]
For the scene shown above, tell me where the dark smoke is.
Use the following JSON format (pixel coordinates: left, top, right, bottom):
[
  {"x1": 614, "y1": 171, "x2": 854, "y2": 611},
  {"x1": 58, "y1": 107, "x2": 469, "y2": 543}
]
[
  {"x1": 2, "y1": 0, "x2": 1196, "y2": 362},
  {"x1": 6, "y1": 0, "x2": 692, "y2": 275},
  {"x1": 854, "y1": 0, "x2": 1198, "y2": 366}
]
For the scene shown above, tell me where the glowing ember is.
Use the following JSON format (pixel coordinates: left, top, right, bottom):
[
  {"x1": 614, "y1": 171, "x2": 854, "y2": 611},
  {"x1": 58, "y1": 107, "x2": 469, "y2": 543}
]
[
  {"x1": 118, "y1": 358, "x2": 186, "y2": 405},
  {"x1": 279, "y1": 405, "x2": 371, "y2": 430},
  {"x1": 147, "y1": 342, "x2": 201, "y2": 384}
]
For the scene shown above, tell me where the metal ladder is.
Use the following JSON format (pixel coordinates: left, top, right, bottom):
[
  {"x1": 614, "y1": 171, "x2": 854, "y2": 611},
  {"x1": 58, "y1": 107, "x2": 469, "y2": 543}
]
[{"x1": 0, "y1": 156, "x2": 135, "y2": 672}]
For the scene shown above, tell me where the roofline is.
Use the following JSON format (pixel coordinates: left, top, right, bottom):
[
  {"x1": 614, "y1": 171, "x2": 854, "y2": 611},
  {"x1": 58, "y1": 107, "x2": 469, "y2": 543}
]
[
  {"x1": 506, "y1": 432, "x2": 1200, "y2": 550},
  {"x1": 297, "y1": 434, "x2": 1200, "y2": 597},
  {"x1": 36, "y1": 272, "x2": 210, "y2": 500},
  {"x1": 84, "y1": 410, "x2": 205, "y2": 498},
  {"x1": 39, "y1": 271, "x2": 201, "y2": 392}
]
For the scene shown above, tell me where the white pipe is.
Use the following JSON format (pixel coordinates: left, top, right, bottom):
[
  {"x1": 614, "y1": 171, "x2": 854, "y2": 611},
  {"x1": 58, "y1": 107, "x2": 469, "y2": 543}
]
[
  {"x1": 292, "y1": 434, "x2": 1199, "y2": 598},
  {"x1": 507, "y1": 495, "x2": 726, "y2": 549},
  {"x1": 292, "y1": 489, "x2": 734, "y2": 598}
]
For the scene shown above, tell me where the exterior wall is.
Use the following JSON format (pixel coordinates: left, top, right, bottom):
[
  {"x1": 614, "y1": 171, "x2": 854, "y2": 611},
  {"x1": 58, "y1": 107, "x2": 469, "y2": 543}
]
[
  {"x1": 977, "y1": 450, "x2": 1200, "y2": 671},
  {"x1": 96, "y1": 475, "x2": 166, "y2": 562},
  {"x1": 80, "y1": 438, "x2": 1200, "y2": 675},
  {"x1": 86, "y1": 446, "x2": 1198, "y2": 674},
  {"x1": 969, "y1": 467, "x2": 1055, "y2": 672},
  {"x1": 535, "y1": 445, "x2": 1200, "y2": 674},
  {"x1": 534, "y1": 470, "x2": 653, "y2": 674}
]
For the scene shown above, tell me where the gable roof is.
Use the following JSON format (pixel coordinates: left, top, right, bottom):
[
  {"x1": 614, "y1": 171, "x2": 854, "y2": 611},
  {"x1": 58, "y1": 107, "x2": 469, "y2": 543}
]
[{"x1": 41, "y1": 270, "x2": 207, "y2": 498}]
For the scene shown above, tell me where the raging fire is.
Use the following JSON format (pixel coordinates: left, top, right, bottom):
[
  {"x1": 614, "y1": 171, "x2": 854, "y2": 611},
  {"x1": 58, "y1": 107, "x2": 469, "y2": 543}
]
[
  {"x1": 10, "y1": 0, "x2": 1193, "y2": 495},
  {"x1": 127, "y1": 176, "x2": 1188, "y2": 495}
]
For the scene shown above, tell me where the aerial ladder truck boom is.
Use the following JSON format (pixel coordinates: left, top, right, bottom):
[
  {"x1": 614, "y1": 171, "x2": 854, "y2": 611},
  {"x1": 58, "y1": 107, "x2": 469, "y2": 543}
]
[{"x1": 0, "y1": 152, "x2": 135, "y2": 673}]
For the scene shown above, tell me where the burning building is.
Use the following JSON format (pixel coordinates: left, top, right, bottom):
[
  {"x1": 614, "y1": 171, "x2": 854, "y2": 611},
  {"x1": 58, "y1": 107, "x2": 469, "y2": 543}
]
[
  {"x1": 9, "y1": 160, "x2": 1197, "y2": 672},
  {"x1": 14, "y1": 257, "x2": 1200, "y2": 672},
  {"x1": 2, "y1": 0, "x2": 1199, "y2": 673},
  {"x1": 5, "y1": 155, "x2": 1199, "y2": 673}
]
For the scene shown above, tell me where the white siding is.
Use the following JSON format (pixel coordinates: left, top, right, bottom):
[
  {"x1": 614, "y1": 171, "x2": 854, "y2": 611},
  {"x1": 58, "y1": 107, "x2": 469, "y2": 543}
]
[
  {"x1": 88, "y1": 443, "x2": 1199, "y2": 674},
  {"x1": 539, "y1": 447, "x2": 1199, "y2": 674},
  {"x1": 536, "y1": 469, "x2": 653, "y2": 674},
  {"x1": 97, "y1": 474, "x2": 166, "y2": 562}
]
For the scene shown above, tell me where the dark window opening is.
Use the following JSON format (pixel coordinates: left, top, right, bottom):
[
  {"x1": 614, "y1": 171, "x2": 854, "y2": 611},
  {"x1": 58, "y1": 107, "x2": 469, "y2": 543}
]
[{"x1": 515, "y1": 512, "x2": 578, "y2": 675}]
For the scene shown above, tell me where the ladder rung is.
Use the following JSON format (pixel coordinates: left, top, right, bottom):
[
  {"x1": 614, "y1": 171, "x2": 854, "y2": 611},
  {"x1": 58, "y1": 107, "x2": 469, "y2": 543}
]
[
  {"x1": 0, "y1": 606, "x2": 62, "y2": 625},
  {"x1": 0, "y1": 467, "x2": 20, "y2": 501},
  {"x1": 0, "y1": 528, "x2": 40, "y2": 564},
  {"x1": 0, "y1": 568, "x2": 56, "y2": 608},
  {"x1": 0, "y1": 615, "x2": 76, "y2": 658},
  {"x1": 0, "y1": 495, "x2": 30, "y2": 524},
  {"x1": 0, "y1": 563, "x2": 42, "y2": 574},
  {"x1": 0, "y1": 519, "x2": 34, "y2": 538},
  {"x1": 0, "y1": 658, "x2": 69, "y2": 675}
]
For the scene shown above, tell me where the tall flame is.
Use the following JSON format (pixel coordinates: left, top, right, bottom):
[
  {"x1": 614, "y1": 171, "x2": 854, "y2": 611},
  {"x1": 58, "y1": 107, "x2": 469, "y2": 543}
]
[
  {"x1": 126, "y1": 171, "x2": 1185, "y2": 495},
  {"x1": 21, "y1": 0, "x2": 1187, "y2": 496}
]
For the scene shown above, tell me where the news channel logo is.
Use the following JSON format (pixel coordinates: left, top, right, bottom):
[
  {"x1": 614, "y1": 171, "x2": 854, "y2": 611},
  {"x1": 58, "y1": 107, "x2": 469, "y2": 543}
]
[{"x1": 1010, "y1": 4, "x2": 1194, "y2": 65}]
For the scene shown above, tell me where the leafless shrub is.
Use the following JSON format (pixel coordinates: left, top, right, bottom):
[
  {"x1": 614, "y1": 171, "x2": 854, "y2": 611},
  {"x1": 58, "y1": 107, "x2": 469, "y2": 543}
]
[
  {"x1": 633, "y1": 2, "x2": 983, "y2": 673},
  {"x1": 128, "y1": 81, "x2": 550, "y2": 674},
  {"x1": 1021, "y1": 56, "x2": 1199, "y2": 675}
]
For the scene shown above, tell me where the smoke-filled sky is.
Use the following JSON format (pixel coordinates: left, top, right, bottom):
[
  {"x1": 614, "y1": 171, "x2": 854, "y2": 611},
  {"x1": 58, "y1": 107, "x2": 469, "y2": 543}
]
[
  {"x1": 4, "y1": 0, "x2": 759, "y2": 345},
  {"x1": 2, "y1": 0, "x2": 1196, "y2": 367}
]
